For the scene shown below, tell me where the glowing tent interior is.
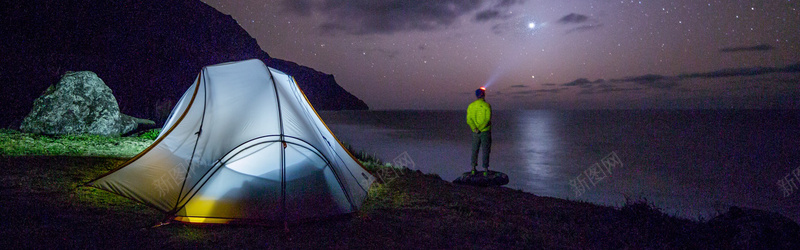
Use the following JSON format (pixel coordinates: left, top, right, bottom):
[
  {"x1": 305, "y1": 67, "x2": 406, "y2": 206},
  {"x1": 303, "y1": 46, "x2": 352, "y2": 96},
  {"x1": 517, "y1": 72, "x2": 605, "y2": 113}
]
[{"x1": 87, "y1": 59, "x2": 374, "y2": 224}]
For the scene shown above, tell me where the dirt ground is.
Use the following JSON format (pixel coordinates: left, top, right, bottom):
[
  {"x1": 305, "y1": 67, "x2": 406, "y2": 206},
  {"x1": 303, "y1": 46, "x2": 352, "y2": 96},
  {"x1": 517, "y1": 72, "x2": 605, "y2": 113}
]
[{"x1": 1, "y1": 156, "x2": 798, "y2": 249}]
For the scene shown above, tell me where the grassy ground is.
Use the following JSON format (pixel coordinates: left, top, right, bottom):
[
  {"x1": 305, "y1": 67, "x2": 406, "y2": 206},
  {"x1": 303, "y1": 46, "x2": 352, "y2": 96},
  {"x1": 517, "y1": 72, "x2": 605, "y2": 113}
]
[
  {"x1": 1, "y1": 130, "x2": 798, "y2": 248},
  {"x1": 0, "y1": 129, "x2": 155, "y2": 157}
]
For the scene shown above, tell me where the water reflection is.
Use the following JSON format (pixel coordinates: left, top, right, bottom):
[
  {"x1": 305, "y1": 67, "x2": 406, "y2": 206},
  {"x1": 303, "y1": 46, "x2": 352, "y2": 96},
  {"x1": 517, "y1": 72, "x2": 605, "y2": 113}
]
[
  {"x1": 510, "y1": 110, "x2": 559, "y2": 194},
  {"x1": 320, "y1": 110, "x2": 800, "y2": 224}
]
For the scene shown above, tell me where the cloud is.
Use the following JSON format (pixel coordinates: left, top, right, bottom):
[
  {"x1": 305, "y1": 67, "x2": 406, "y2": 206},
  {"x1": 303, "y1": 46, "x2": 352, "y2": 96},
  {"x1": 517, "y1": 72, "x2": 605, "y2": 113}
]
[
  {"x1": 720, "y1": 44, "x2": 773, "y2": 53},
  {"x1": 509, "y1": 84, "x2": 526, "y2": 88},
  {"x1": 475, "y1": 10, "x2": 501, "y2": 22},
  {"x1": 555, "y1": 13, "x2": 602, "y2": 34},
  {"x1": 624, "y1": 74, "x2": 665, "y2": 82},
  {"x1": 490, "y1": 23, "x2": 510, "y2": 35},
  {"x1": 599, "y1": 87, "x2": 643, "y2": 93},
  {"x1": 621, "y1": 74, "x2": 678, "y2": 89},
  {"x1": 495, "y1": 0, "x2": 524, "y2": 8},
  {"x1": 561, "y1": 78, "x2": 592, "y2": 88},
  {"x1": 536, "y1": 88, "x2": 567, "y2": 93},
  {"x1": 562, "y1": 75, "x2": 678, "y2": 92},
  {"x1": 561, "y1": 62, "x2": 800, "y2": 93},
  {"x1": 283, "y1": 0, "x2": 525, "y2": 35},
  {"x1": 566, "y1": 24, "x2": 603, "y2": 34},
  {"x1": 561, "y1": 78, "x2": 600, "y2": 88},
  {"x1": 474, "y1": 0, "x2": 524, "y2": 22},
  {"x1": 577, "y1": 85, "x2": 644, "y2": 95},
  {"x1": 511, "y1": 88, "x2": 567, "y2": 95},
  {"x1": 561, "y1": 77, "x2": 647, "y2": 95},
  {"x1": 558, "y1": 13, "x2": 589, "y2": 24},
  {"x1": 677, "y1": 64, "x2": 800, "y2": 79}
]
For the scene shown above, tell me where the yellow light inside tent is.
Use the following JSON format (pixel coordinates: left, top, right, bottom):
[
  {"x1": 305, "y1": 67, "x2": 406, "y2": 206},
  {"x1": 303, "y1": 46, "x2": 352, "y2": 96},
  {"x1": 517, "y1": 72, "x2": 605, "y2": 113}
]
[
  {"x1": 173, "y1": 217, "x2": 232, "y2": 224},
  {"x1": 173, "y1": 199, "x2": 232, "y2": 224}
]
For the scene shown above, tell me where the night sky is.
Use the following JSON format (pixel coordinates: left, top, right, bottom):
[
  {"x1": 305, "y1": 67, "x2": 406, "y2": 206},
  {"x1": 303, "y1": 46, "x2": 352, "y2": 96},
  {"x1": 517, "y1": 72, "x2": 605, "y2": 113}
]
[{"x1": 200, "y1": 0, "x2": 800, "y2": 110}]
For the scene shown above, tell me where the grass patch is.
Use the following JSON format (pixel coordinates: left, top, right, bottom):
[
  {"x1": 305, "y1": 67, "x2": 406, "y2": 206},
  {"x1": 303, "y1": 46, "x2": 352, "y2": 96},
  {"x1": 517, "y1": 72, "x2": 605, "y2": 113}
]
[
  {"x1": 0, "y1": 129, "x2": 153, "y2": 157},
  {"x1": 136, "y1": 128, "x2": 162, "y2": 140}
]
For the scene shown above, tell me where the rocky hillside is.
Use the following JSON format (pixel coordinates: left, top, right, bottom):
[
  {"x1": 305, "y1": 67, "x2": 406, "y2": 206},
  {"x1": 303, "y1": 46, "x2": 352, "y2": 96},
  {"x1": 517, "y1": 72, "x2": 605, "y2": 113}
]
[{"x1": 0, "y1": 0, "x2": 368, "y2": 128}]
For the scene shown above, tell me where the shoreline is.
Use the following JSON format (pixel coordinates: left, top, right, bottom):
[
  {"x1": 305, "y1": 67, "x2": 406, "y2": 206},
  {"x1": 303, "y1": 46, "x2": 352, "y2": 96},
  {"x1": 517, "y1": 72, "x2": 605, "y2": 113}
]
[{"x1": 2, "y1": 130, "x2": 799, "y2": 248}]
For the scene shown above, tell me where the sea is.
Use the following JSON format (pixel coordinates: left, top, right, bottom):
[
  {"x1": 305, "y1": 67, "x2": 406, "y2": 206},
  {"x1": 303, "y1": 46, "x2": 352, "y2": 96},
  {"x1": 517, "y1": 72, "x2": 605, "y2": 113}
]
[{"x1": 319, "y1": 110, "x2": 800, "y2": 223}]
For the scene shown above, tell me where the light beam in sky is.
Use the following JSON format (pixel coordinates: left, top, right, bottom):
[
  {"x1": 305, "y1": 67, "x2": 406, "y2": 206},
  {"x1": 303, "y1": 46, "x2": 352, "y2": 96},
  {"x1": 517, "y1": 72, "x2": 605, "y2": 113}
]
[
  {"x1": 482, "y1": 18, "x2": 549, "y2": 90},
  {"x1": 483, "y1": 67, "x2": 503, "y2": 89}
]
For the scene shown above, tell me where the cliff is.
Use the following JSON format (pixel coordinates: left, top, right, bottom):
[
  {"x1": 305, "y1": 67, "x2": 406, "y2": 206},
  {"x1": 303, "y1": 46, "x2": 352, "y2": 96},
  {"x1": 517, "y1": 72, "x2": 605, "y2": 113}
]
[{"x1": 0, "y1": 0, "x2": 368, "y2": 127}]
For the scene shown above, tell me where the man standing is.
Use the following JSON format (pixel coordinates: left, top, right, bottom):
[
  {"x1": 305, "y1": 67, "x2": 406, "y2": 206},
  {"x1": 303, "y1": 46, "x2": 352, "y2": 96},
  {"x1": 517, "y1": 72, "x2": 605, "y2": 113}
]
[{"x1": 466, "y1": 87, "x2": 492, "y2": 176}]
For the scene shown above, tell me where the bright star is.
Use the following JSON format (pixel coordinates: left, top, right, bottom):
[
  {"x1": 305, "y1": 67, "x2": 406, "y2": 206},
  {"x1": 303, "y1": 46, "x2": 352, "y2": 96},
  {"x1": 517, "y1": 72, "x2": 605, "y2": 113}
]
[{"x1": 528, "y1": 22, "x2": 536, "y2": 29}]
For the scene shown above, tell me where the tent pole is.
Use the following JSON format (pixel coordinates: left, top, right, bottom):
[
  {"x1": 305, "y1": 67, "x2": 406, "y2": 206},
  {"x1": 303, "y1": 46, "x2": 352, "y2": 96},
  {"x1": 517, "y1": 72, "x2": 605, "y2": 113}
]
[
  {"x1": 267, "y1": 68, "x2": 288, "y2": 226},
  {"x1": 172, "y1": 68, "x2": 209, "y2": 215}
]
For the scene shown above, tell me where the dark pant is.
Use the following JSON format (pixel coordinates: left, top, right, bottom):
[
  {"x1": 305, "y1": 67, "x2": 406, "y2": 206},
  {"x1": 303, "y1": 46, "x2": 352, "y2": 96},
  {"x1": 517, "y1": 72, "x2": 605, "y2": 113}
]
[{"x1": 471, "y1": 130, "x2": 491, "y2": 169}]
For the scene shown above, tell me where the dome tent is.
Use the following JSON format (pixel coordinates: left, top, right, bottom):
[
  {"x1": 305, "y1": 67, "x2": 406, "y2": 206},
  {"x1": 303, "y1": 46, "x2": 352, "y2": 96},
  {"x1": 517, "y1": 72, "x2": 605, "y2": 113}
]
[{"x1": 87, "y1": 59, "x2": 374, "y2": 224}]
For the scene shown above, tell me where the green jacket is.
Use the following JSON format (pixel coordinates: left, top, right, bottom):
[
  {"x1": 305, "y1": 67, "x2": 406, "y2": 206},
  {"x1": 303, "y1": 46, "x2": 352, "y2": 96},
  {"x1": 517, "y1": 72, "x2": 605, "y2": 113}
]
[{"x1": 466, "y1": 98, "x2": 491, "y2": 132}]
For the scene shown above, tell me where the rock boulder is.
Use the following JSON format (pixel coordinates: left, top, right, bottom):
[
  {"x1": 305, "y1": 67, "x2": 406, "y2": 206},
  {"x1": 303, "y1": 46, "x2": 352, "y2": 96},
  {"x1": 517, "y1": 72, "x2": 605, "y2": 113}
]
[
  {"x1": 20, "y1": 71, "x2": 147, "y2": 136},
  {"x1": 453, "y1": 170, "x2": 510, "y2": 187}
]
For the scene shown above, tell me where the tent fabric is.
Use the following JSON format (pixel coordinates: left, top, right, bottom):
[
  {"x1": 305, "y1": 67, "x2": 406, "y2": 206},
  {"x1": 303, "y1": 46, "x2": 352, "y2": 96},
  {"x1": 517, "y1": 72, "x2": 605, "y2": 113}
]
[{"x1": 88, "y1": 59, "x2": 374, "y2": 223}]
